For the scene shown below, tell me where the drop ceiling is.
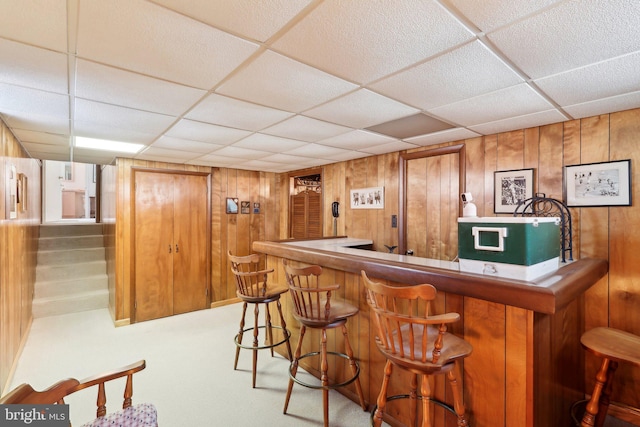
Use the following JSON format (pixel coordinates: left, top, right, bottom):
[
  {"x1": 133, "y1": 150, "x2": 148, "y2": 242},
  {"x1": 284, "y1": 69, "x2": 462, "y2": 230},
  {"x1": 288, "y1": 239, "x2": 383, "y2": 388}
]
[{"x1": 1, "y1": 0, "x2": 639, "y2": 172}]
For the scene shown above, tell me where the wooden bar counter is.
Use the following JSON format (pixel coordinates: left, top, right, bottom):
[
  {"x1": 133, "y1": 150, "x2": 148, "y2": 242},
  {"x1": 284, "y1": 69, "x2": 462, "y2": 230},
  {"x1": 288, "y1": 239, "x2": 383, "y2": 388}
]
[{"x1": 253, "y1": 237, "x2": 608, "y2": 427}]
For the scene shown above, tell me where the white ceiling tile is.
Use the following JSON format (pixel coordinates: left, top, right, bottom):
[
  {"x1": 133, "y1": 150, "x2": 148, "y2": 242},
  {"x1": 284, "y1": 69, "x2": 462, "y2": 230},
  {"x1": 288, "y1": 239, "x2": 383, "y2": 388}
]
[
  {"x1": 262, "y1": 115, "x2": 351, "y2": 142},
  {"x1": 405, "y1": 128, "x2": 481, "y2": 146},
  {"x1": 469, "y1": 109, "x2": 567, "y2": 135},
  {"x1": 216, "y1": 50, "x2": 358, "y2": 112},
  {"x1": 272, "y1": 0, "x2": 473, "y2": 84},
  {"x1": 0, "y1": 0, "x2": 67, "y2": 51},
  {"x1": 564, "y1": 91, "x2": 640, "y2": 119},
  {"x1": 284, "y1": 142, "x2": 353, "y2": 159},
  {"x1": 11, "y1": 129, "x2": 69, "y2": 146},
  {"x1": 151, "y1": 136, "x2": 224, "y2": 154},
  {"x1": 236, "y1": 159, "x2": 299, "y2": 173},
  {"x1": 360, "y1": 140, "x2": 420, "y2": 155},
  {"x1": 151, "y1": 0, "x2": 313, "y2": 43},
  {"x1": 0, "y1": 83, "x2": 69, "y2": 118},
  {"x1": 447, "y1": 0, "x2": 564, "y2": 33},
  {"x1": 0, "y1": 39, "x2": 68, "y2": 93},
  {"x1": 232, "y1": 134, "x2": 307, "y2": 153},
  {"x1": 76, "y1": 60, "x2": 206, "y2": 116},
  {"x1": 259, "y1": 153, "x2": 320, "y2": 165},
  {"x1": 370, "y1": 41, "x2": 523, "y2": 110},
  {"x1": 21, "y1": 142, "x2": 69, "y2": 155},
  {"x1": 535, "y1": 52, "x2": 640, "y2": 107},
  {"x1": 488, "y1": 0, "x2": 640, "y2": 79},
  {"x1": 186, "y1": 94, "x2": 293, "y2": 131},
  {"x1": 324, "y1": 150, "x2": 371, "y2": 162},
  {"x1": 429, "y1": 84, "x2": 554, "y2": 127},
  {"x1": 76, "y1": 0, "x2": 259, "y2": 89},
  {"x1": 305, "y1": 89, "x2": 419, "y2": 129},
  {"x1": 212, "y1": 145, "x2": 272, "y2": 160},
  {"x1": 165, "y1": 119, "x2": 251, "y2": 145},
  {"x1": 188, "y1": 153, "x2": 243, "y2": 167},
  {"x1": 73, "y1": 121, "x2": 157, "y2": 145},
  {"x1": 135, "y1": 147, "x2": 200, "y2": 162},
  {"x1": 1, "y1": 109, "x2": 69, "y2": 136},
  {"x1": 74, "y1": 99, "x2": 176, "y2": 135},
  {"x1": 317, "y1": 130, "x2": 396, "y2": 150}
]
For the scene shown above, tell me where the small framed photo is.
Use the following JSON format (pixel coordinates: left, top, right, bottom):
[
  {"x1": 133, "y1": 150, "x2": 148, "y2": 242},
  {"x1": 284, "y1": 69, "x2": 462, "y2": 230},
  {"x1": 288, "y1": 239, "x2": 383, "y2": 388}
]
[
  {"x1": 350, "y1": 187, "x2": 384, "y2": 209},
  {"x1": 565, "y1": 159, "x2": 631, "y2": 207},
  {"x1": 494, "y1": 168, "x2": 534, "y2": 213},
  {"x1": 253, "y1": 202, "x2": 260, "y2": 214},
  {"x1": 226, "y1": 197, "x2": 238, "y2": 214},
  {"x1": 240, "y1": 201, "x2": 250, "y2": 214}
]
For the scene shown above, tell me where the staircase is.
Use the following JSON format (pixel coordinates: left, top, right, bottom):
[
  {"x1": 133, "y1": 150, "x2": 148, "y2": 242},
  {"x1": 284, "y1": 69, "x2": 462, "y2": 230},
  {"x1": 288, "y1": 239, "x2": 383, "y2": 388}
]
[{"x1": 33, "y1": 223, "x2": 109, "y2": 318}]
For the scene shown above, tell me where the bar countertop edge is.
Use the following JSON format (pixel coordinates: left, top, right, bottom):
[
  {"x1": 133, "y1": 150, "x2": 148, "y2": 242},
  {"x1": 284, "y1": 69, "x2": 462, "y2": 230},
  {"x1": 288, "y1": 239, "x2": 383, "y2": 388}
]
[{"x1": 252, "y1": 238, "x2": 609, "y2": 314}]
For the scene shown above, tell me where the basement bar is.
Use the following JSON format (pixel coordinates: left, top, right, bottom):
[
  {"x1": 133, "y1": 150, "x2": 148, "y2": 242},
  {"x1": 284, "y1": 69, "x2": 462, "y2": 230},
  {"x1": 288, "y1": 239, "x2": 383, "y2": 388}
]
[{"x1": 253, "y1": 237, "x2": 609, "y2": 427}]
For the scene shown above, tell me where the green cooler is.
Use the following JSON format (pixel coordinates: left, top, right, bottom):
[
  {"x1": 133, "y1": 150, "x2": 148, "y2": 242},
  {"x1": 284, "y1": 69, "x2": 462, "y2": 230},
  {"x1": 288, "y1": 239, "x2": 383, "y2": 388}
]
[{"x1": 458, "y1": 217, "x2": 561, "y2": 281}]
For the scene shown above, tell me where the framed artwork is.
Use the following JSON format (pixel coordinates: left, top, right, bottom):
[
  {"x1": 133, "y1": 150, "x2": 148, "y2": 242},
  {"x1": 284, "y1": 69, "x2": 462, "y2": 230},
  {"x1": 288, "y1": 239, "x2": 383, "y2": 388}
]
[
  {"x1": 350, "y1": 187, "x2": 384, "y2": 209},
  {"x1": 253, "y1": 202, "x2": 260, "y2": 214},
  {"x1": 8, "y1": 164, "x2": 17, "y2": 219},
  {"x1": 226, "y1": 197, "x2": 238, "y2": 214},
  {"x1": 565, "y1": 159, "x2": 631, "y2": 207},
  {"x1": 494, "y1": 168, "x2": 534, "y2": 213},
  {"x1": 240, "y1": 201, "x2": 250, "y2": 214}
]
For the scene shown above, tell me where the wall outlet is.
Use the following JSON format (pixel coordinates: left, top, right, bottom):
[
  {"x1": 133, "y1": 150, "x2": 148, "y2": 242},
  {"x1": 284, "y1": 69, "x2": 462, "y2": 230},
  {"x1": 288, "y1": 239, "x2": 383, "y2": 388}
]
[{"x1": 391, "y1": 215, "x2": 397, "y2": 228}]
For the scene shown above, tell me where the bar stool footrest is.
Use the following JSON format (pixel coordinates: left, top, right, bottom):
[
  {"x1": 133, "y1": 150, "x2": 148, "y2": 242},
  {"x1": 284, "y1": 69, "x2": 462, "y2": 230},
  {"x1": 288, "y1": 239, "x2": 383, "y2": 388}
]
[
  {"x1": 369, "y1": 394, "x2": 457, "y2": 426},
  {"x1": 289, "y1": 351, "x2": 360, "y2": 390},
  {"x1": 234, "y1": 325, "x2": 291, "y2": 351}
]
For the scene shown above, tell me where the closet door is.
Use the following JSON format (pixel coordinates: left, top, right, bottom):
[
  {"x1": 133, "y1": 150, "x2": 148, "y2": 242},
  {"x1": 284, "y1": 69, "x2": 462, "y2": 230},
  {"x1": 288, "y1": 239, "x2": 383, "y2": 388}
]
[
  {"x1": 134, "y1": 171, "x2": 175, "y2": 321},
  {"x1": 172, "y1": 174, "x2": 209, "y2": 314}
]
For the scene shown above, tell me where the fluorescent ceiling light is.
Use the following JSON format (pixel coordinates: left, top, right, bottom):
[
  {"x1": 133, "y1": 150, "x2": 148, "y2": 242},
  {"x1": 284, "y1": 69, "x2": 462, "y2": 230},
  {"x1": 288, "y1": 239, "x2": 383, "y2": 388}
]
[{"x1": 75, "y1": 137, "x2": 144, "y2": 153}]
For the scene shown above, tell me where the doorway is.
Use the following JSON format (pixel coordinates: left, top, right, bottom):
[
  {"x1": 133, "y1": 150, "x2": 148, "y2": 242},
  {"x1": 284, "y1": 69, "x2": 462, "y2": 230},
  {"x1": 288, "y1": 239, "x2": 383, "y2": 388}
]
[{"x1": 43, "y1": 160, "x2": 97, "y2": 223}]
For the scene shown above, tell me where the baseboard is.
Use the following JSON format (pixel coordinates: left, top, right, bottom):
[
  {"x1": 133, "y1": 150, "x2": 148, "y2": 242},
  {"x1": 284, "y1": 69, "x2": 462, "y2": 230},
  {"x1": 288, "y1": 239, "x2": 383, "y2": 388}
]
[
  {"x1": 608, "y1": 402, "x2": 640, "y2": 425},
  {"x1": 2, "y1": 315, "x2": 33, "y2": 396},
  {"x1": 211, "y1": 298, "x2": 240, "y2": 308},
  {"x1": 114, "y1": 318, "x2": 130, "y2": 327}
]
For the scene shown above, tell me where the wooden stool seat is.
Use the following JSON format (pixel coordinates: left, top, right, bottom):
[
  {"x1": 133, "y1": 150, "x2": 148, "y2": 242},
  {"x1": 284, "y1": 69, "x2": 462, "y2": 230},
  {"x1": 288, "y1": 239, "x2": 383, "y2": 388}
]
[
  {"x1": 361, "y1": 270, "x2": 472, "y2": 427},
  {"x1": 580, "y1": 327, "x2": 640, "y2": 427},
  {"x1": 283, "y1": 260, "x2": 367, "y2": 427},
  {"x1": 229, "y1": 252, "x2": 293, "y2": 388}
]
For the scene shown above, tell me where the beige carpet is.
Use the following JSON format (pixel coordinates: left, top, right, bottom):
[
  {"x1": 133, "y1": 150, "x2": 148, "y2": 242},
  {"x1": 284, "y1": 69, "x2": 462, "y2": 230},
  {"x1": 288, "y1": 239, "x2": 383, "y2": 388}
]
[{"x1": 9, "y1": 303, "x2": 381, "y2": 426}]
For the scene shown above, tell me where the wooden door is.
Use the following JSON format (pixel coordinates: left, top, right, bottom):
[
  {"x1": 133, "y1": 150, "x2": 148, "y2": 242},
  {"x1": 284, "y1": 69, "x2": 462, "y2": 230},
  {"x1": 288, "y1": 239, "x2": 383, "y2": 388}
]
[
  {"x1": 172, "y1": 174, "x2": 209, "y2": 314},
  {"x1": 134, "y1": 172, "x2": 174, "y2": 321},
  {"x1": 290, "y1": 190, "x2": 322, "y2": 238}
]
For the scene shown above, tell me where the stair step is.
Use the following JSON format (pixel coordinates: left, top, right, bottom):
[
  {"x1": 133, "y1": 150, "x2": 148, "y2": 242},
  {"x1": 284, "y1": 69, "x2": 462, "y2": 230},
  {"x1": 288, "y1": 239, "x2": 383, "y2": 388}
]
[
  {"x1": 32, "y1": 290, "x2": 109, "y2": 318},
  {"x1": 39, "y1": 223, "x2": 102, "y2": 238},
  {"x1": 37, "y1": 247, "x2": 105, "y2": 265},
  {"x1": 35, "y1": 275, "x2": 108, "y2": 299},
  {"x1": 36, "y1": 260, "x2": 106, "y2": 282},
  {"x1": 38, "y1": 235, "x2": 104, "y2": 251}
]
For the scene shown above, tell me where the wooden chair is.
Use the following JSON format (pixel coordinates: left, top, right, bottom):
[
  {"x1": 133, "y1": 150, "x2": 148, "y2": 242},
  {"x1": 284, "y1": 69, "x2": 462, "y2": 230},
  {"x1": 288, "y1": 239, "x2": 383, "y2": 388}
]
[
  {"x1": 228, "y1": 251, "x2": 292, "y2": 388},
  {"x1": 282, "y1": 260, "x2": 367, "y2": 427},
  {"x1": 579, "y1": 327, "x2": 640, "y2": 427},
  {"x1": 0, "y1": 360, "x2": 157, "y2": 426},
  {"x1": 361, "y1": 271, "x2": 472, "y2": 427}
]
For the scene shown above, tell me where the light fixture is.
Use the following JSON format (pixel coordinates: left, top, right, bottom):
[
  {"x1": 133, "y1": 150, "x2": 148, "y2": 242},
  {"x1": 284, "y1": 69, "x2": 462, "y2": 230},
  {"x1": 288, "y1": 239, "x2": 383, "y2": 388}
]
[{"x1": 75, "y1": 136, "x2": 144, "y2": 154}]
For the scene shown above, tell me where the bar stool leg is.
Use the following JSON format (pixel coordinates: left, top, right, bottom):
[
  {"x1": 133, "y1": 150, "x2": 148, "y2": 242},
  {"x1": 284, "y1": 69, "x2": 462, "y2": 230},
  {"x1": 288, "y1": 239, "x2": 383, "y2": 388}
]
[
  {"x1": 373, "y1": 360, "x2": 393, "y2": 427},
  {"x1": 595, "y1": 360, "x2": 618, "y2": 427},
  {"x1": 321, "y1": 328, "x2": 329, "y2": 427},
  {"x1": 421, "y1": 374, "x2": 432, "y2": 427},
  {"x1": 581, "y1": 357, "x2": 612, "y2": 427},
  {"x1": 276, "y1": 299, "x2": 293, "y2": 361},
  {"x1": 447, "y1": 363, "x2": 469, "y2": 427},
  {"x1": 264, "y1": 303, "x2": 274, "y2": 356},
  {"x1": 410, "y1": 374, "x2": 418, "y2": 426},
  {"x1": 252, "y1": 303, "x2": 260, "y2": 388},
  {"x1": 234, "y1": 302, "x2": 248, "y2": 370},
  {"x1": 341, "y1": 325, "x2": 367, "y2": 410},
  {"x1": 284, "y1": 325, "x2": 306, "y2": 414}
]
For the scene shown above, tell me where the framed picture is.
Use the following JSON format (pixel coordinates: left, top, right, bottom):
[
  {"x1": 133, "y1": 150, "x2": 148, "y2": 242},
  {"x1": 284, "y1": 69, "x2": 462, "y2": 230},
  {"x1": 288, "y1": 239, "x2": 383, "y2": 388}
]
[
  {"x1": 18, "y1": 173, "x2": 27, "y2": 213},
  {"x1": 8, "y1": 164, "x2": 17, "y2": 219},
  {"x1": 240, "y1": 201, "x2": 250, "y2": 214},
  {"x1": 253, "y1": 202, "x2": 260, "y2": 214},
  {"x1": 350, "y1": 187, "x2": 384, "y2": 209},
  {"x1": 565, "y1": 159, "x2": 631, "y2": 207},
  {"x1": 494, "y1": 168, "x2": 534, "y2": 213},
  {"x1": 226, "y1": 197, "x2": 238, "y2": 214}
]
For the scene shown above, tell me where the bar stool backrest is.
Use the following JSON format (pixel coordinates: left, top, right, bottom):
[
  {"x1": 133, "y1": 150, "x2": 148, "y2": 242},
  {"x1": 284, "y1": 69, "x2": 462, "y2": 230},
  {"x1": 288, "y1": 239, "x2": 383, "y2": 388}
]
[
  {"x1": 228, "y1": 252, "x2": 273, "y2": 298},
  {"x1": 283, "y1": 261, "x2": 341, "y2": 325}
]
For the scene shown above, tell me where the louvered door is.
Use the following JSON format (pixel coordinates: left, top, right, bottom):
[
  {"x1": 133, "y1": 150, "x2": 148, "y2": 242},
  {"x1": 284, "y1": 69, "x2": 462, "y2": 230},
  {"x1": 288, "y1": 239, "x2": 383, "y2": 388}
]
[{"x1": 290, "y1": 190, "x2": 322, "y2": 238}]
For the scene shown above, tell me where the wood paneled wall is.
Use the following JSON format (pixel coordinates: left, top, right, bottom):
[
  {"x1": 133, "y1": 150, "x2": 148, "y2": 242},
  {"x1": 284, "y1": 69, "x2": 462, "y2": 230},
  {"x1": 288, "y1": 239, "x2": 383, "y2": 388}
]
[{"x1": 0, "y1": 121, "x2": 41, "y2": 393}]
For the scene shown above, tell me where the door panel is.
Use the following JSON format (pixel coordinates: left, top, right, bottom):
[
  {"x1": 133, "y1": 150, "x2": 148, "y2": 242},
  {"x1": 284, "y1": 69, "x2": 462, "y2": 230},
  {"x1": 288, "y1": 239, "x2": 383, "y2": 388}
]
[
  {"x1": 173, "y1": 174, "x2": 209, "y2": 314},
  {"x1": 134, "y1": 172, "x2": 174, "y2": 321}
]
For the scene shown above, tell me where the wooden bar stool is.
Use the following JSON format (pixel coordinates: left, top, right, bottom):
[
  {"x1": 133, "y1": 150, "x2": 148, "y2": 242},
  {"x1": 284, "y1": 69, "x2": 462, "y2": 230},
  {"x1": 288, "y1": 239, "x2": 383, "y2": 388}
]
[
  {"x1": 228, "y1": 252, "x2": 293, "y2": 388},
  {"x1": 580, "y1": 327, "x2": 640, "y2": 427},
  {"x1": 361, "y1": 270, "x2": 472, "y2": 427},
  {"x1": 282, "y1": 260, "x2": 367, "y2": 427}
]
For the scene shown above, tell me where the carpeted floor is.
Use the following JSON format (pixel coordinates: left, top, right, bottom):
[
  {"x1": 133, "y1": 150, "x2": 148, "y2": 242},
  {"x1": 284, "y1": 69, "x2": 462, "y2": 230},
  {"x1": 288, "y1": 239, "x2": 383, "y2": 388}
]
[{"x1": 9, "y1": 303, "x2": 380, "y2": 426}]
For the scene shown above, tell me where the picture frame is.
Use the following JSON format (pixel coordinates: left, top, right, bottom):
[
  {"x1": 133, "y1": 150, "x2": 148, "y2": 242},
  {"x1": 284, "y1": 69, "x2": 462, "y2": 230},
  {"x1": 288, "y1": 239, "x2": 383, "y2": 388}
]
[
  {"x1": 494, "y1": 168, "x2": 534, "y2": 213},
  {"x1": 564, "y1": 159, "x2": 631, "y2": 207},
  {"x1": 240, "y1": 201, "x2": 250, "y2": 214},
  {"x1": 18, "y1": 173, "x2": 27, "y2": 213},
  {"x1": 253, "y1": 202, "x2": 260, "y2": 214},
  {"x1": 8, "y1": 164, "x2": 17, "y2": 219},
  {"x1": 350, "y1": 186, "x2": 384, "y2": 209},
  {"x1": 226, "y1": 197, "x2": 238, "y2": 214}
]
